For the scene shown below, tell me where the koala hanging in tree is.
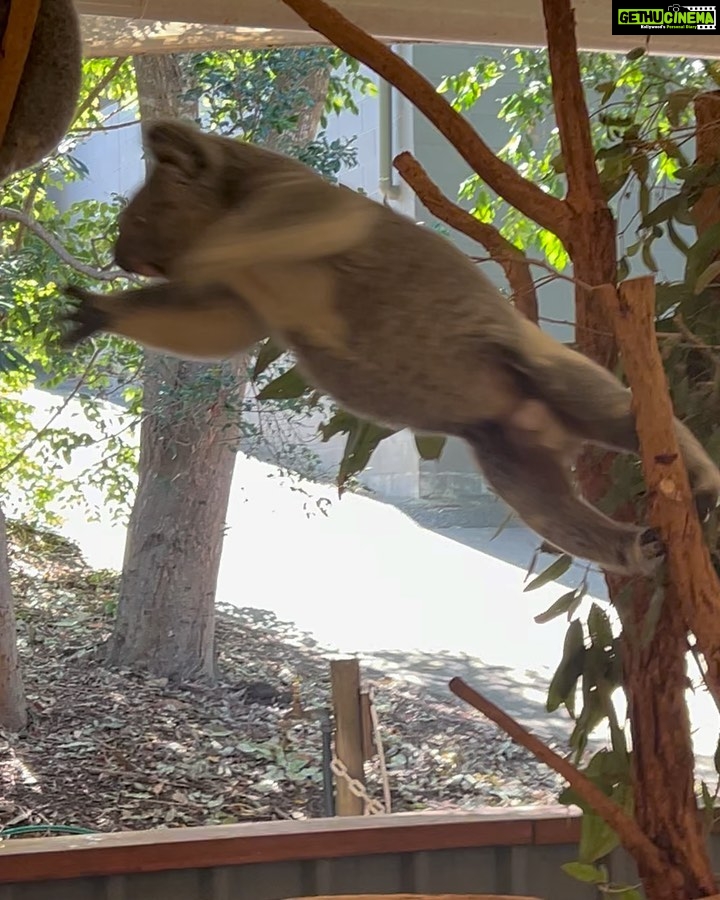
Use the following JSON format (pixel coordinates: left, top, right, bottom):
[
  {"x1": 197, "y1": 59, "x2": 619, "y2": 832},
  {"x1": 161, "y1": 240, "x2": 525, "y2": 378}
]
[
  {"x1": 0, "y1": 0, "x2": 82, "y2": 181},
  {"x1": 58, "y1": 119, "x2": 720, "y2": 576}
]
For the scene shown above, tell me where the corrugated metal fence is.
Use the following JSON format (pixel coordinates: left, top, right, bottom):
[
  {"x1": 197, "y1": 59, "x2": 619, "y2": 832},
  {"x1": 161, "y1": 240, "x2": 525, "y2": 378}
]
[{"x1": 1, "y1": 807, "x2": 718, "y2": 899}]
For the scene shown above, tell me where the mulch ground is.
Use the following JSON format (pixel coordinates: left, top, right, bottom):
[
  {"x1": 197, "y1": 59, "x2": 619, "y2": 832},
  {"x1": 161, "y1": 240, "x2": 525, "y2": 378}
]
[{"x1": 0, "y1": 521, "x2": 563, "y2": 835}]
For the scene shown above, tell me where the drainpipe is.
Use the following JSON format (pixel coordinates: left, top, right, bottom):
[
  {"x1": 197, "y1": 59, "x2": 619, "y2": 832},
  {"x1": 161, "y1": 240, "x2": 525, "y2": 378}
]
[{"x1": 378, "y1": 77, "x2": 401, "y2": 201}]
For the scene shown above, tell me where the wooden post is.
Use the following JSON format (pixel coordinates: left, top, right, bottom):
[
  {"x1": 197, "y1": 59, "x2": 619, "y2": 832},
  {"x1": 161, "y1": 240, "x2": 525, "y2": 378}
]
[
  {"x1": 0, "y1": 0, "x2": 41, "y2": 145},
  {"x1": 359, "y1": 690, "x2": 376, "y2": 760},
  {"x1": 330, "y1": 658, "x2": 365, "y2": 816}
]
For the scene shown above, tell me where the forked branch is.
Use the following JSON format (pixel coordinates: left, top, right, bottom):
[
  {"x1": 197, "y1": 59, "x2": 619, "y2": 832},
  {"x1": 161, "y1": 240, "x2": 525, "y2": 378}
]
[{"x1": 393, "y1": 151, "x2": 538, "y2": 323}]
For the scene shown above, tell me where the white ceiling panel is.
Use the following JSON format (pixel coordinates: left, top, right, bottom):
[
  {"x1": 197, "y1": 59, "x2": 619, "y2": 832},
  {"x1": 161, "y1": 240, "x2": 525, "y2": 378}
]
[{"x1": 74, "y1": 0, "x2": 720, "y2": 58}]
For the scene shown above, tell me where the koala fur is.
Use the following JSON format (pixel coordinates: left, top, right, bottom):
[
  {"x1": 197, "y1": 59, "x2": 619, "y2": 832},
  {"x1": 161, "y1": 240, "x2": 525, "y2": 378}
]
[
  {"x1": 59, "y1": 119, "x2": 720, "y2": 576},
  {"x1": 0, "y1": 0, "x2": 82, "y2": 181}
]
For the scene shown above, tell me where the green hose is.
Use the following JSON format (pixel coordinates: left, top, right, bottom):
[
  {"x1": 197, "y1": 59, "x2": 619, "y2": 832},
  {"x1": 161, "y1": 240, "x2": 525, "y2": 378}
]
[{"x1": 0, "y1": 824, "x2": 97, "y2": 838}]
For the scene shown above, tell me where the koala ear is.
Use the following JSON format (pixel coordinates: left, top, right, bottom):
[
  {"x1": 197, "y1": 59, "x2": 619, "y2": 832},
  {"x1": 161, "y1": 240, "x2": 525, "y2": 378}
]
[{"x1": 145, "y1": 120, "x2": 210, "y2": 178}]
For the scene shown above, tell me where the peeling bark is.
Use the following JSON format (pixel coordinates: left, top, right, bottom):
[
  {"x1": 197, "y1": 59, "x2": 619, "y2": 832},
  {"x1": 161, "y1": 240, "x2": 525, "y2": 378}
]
[{"x1": 600, "y1": 278, "x2": 718, "y2": 898}]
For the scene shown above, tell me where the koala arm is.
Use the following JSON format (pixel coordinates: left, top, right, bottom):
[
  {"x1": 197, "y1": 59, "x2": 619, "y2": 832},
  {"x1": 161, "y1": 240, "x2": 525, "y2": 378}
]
[
  {"x1": 177, "y1": 174, "x2": 380, "y2": 285},
  {"x1": 60, "y1": 282, "x2": 269, "y2": 361}
]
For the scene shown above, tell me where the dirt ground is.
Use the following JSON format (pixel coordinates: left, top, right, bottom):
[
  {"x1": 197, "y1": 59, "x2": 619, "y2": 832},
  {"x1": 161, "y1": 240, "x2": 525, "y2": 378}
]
[{"x1": 0, "y1": 521, "x2": 563, "y2": 834}]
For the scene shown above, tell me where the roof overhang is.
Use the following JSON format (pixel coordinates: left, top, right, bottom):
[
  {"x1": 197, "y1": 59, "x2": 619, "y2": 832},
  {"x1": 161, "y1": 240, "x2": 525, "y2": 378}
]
[{"x1": 75, "y1": 0, "x2": 720, "y2": 59}]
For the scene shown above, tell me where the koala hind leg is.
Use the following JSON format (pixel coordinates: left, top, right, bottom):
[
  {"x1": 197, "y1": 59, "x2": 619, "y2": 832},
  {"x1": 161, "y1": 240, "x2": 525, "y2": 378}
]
[
  {"x1": 461, "y1": 420, "x2": 665, "y2": 576},
  {"x1": 524, "y1": 342, "x2": 720, "y2": 521},
  {"x1": 563, "y1": 391, "x2": 720, "y2": 520}
]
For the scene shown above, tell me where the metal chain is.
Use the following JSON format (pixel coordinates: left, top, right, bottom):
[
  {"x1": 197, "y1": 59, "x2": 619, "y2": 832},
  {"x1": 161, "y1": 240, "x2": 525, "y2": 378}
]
[{"x1": 330, "y1": 754, "x2": 387, "y2": 816}]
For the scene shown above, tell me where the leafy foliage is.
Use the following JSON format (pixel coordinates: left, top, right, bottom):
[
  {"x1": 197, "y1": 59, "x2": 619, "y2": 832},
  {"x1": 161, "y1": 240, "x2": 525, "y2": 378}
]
[
  {"x1": 435, "y1": 45, "x2": 720, "y2": 893},
  {"x1": 0, "y1": 48, "x2": 381, "y2": 523}
]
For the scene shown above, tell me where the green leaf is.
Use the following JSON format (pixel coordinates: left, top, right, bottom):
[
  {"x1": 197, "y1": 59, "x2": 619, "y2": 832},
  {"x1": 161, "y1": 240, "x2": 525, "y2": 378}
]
[
  {"x1": 561, "y1": 861, "x2": 606, "y2": 884},
  {"x1": 414, "y1": 434, "x2": 447, "y2": 460},
  {"x1": 707, "y1": 60, "x2": 720, "y2": 87},
  {"x1": 546, "y1": 619, "x2": 585, "y2": 714},
  {"x1": 694, "y1": 259, "x2": 720, "y2": 296},
  {"x1": 256, "y1": 365, "x2": 309, "y2": 401},
  {"x1": 595, "y1": 80, "x2": 617, "y2": 103},
  {"x1": 534, "y1": 589, "x2": 579, "y2": 625},
  {"x1": 626, "y1": 46, "x2": 645, "y2": 60},
  {"x1": 252, "y1": 338, "x2": 285, "y2": 380},
  {"x1": 490, "y1": 508, "x2": 516, "y2": 540},
  {"x1": 578, "y1": 812, "x2": 619, "y2": 863},
  {"x1": 701, "y1": 779, "x2": 714, "y2": 811},
  {"x1": 587, "y1": 603, "x2": 614, "y2": 649},
  {"x1": 616, "y1": 256, "x2": 630, "y2": 282},
  {"x1": 665, "y1": 88, "x2": 697, "y2": 127},
  {"x1": 337, "y1": 420, "x2": 395, "y2": 490},
  {"x1": 666, "y1": 218, "x2": 690, "y2": 257},
  {"x1": 523, "y1": 554, "x2": 572, "y2": 591},
  {"x1": 685, "y1": 222, "x2": 720, "y2": 289},
  {"x1": 641, "y1": 194, "x2": 682, "y2": 229},
  {"x1": 630, "y1": 152, "x2": 649, "y2": 184},
  {"x1": 641, "y1": 239, "x2": 659, "y2": 273}
]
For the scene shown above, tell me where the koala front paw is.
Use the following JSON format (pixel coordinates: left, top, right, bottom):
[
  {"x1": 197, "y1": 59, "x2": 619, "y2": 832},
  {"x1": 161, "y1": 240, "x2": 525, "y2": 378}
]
[
  {"x1": 57, "y1": 284, "x2": 110, "y2": 347},
  {"x1": 626, "y1": 527, "x2": 665, "y2": 576}
]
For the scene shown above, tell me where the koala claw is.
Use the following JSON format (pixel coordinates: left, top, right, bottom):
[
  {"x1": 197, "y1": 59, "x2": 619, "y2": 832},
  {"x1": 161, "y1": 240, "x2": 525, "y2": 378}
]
[
  {"x1": 630, "y1": 527, "x2": 665, "y2": 576},
  {"x1": 58, "y1": 284, "x2": 109, "y2": 347}
]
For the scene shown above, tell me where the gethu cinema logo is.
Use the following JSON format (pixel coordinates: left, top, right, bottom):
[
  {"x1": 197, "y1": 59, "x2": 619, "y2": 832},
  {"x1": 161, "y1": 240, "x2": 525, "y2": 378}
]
[{"x1": 617, "y1": 5, "x2": 716, "y2": 26}]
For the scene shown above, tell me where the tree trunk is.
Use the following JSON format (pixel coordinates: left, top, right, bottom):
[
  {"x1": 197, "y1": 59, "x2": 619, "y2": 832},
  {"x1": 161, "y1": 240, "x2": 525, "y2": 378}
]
[
  {"x1": 542, "y1": 2, "x2": 716, "y2": 896},
  {"x1": 107, "y1": 52, "x2": 331, "y2": 680},
  {"x1": 106, "y1": 54, "x2": 244, "y2": 680},
  {"x1": 0, "y1": 506, "x2": 27, "y2": 731}
]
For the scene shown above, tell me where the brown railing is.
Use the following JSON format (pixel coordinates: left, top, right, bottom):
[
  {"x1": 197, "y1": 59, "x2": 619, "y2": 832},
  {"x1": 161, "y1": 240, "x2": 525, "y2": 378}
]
[{"x1": 1, "y1": 806, "x2": 581, "y2": 884}]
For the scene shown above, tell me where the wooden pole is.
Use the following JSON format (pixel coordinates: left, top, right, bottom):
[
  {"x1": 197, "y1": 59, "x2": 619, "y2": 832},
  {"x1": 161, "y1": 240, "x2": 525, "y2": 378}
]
[
  {"x1": 330, "y1": 658, "x2": 365, "y2": 816},
  {"x1": 0, "y1": 0, "x2": 41, "y2": 146}
]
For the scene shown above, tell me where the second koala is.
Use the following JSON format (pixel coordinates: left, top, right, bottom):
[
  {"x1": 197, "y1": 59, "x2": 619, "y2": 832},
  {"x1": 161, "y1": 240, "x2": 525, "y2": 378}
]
[
  {"x1": 0, "y1": 0, "x2": 82, "y2": 182},
  {"x1": 59, "y1": 119, "x2": 720, "y2": 576}
]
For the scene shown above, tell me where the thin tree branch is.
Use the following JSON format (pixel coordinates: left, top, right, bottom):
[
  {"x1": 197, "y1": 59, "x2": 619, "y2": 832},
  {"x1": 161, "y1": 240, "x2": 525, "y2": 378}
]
[
  {"x1": 0, "y1": 348, "x2": 100, "y2": 476},
  {"x1": 0, "y1": 207, "x2": 126, "y2": 281},
  {"x1": 72, "y1": 56, "x2": 129, "y2": 125},
  {"x1": 541, "y1": 0, "x2": 606, "y2": 213},
  {"x1": 598, "y1": 277, "x2": 720, "y2": 707},
  {"x1": 278, "y1": 0, "x2": 571, "y2": 242},
  {"x1": 448, "y1": 676, "x2": 669, "y2": 881},
  {"x1": 394, "y1": 151, "x2": 538, "y2": 323}
]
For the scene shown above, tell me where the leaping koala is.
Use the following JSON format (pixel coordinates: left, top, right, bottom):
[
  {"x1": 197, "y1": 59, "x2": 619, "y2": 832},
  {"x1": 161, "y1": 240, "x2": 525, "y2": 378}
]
[{"x1": 58, "y1": 119, "x2": 720, "y2": 575}]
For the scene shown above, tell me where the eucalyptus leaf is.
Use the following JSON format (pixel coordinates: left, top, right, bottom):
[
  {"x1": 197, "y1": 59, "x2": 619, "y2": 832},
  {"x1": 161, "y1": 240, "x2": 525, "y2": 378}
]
[
  {"x1": 561, "y1": 861, "x2": 606, "y2": 884},
  {"x1": 694, "y1": 260, "x2": 720, "y2": 296},
  {"x1": 578, "y1": 811, "x2": 619, "y2": 863},
  {"x1": 256, "y1": 365, "x2": 309, "y2": 401},
  {"x1": 414, "y1": 434, "x2": 447, "y2": 460},
  {"x1": 523, "y1": 554, "x2": 573, "y2": 591},
  {"x1": 534, "y1": 589, "x2": 578, "y2": 625},
  {"x1": 252, "y1": 338, "x2": 285, "y2": 380}
]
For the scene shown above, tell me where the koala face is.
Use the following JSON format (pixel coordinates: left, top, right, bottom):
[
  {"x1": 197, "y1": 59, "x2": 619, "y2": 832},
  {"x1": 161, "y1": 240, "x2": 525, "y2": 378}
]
[{"x1": 114, "y1": 122, "x2": 230, "y2": 278}]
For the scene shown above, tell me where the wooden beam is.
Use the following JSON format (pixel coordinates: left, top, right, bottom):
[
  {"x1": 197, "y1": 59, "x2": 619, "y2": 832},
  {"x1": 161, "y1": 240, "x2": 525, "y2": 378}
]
[
  {"x1": 330, "y1": 657, "x2": 365, "y2": 815},
  {"x1": 0, "y1": 0, "x2": 41, "y2": 146}
]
